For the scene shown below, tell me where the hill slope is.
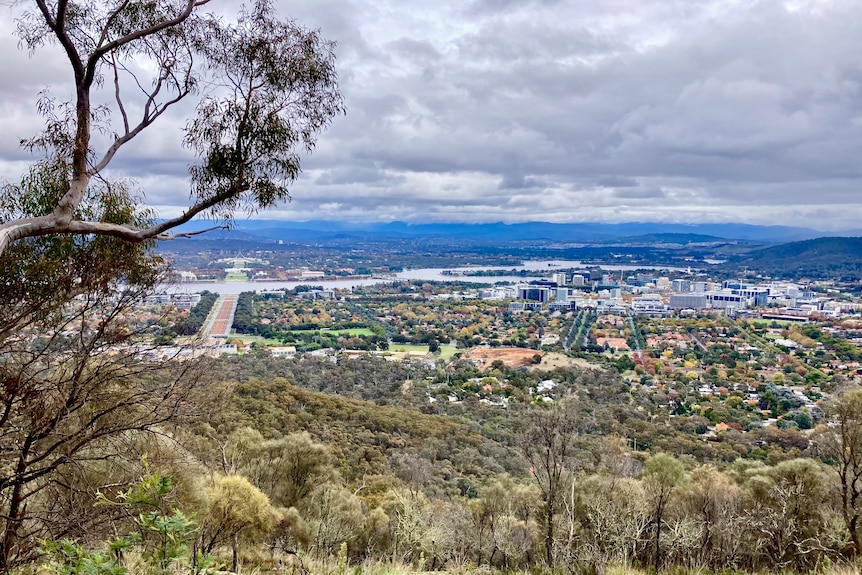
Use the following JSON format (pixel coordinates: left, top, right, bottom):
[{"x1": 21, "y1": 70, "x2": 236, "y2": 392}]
[{"x1": 727, "y1": 236, "x2": 862, "y2": 279}]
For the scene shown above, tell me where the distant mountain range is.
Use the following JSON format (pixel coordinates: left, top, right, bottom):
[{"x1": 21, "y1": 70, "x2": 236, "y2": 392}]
[
  {"x1": 173, "y1": 220, "x2": 849, "y2": 244},
  {"x1": 597, "y1": 233, "x2": 734, "y2": 245}
]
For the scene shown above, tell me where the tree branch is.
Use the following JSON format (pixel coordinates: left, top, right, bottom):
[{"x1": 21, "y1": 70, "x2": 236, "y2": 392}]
[
  {"x1": 34, "y1": 0, "x2": 84, "y2": 82},
  {"x1": 96, "y1": 0, "x2": 133, "y2": 50},
  {"x1": 0, "y1": 222, "x2": 34, "y2": 257},
  {"x1": 111, "y1": 53, "x2": 130, "y2": 135},
  {"x1": 85, "y1": 0, "x2": 203, "y2": 86},
  {"x1": 0, "y1": 181, "x2": 235, "y2": 255},
  {"x1": 92, "y1": 75, "x2": 192, "y2": 174}
]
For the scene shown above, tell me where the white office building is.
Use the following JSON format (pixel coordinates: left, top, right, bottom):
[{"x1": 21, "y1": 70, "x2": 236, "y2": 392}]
[{"x1": 672, "y1": 279, "x2": 691, "y2": 292}]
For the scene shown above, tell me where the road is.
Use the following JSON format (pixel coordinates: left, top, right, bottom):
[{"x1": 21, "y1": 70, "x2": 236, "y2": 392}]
[
  {"x1": 563, "y1": 311, "x2": 580, "y2": 352},
  {"x1": 627, "y1": 315, "x2": 643, "y2": 364},
  {"x1": 689, "y1": 332, "x2": 708, "y2": 352},
  {"x1": 205, "y1": 296, "x2": 238, "y2": 338}
]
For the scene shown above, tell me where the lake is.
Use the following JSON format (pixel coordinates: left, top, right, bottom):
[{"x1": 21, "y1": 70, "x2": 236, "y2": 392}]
[{"x1": 165, "y1": 260, "x2": 691, "y2": 295}]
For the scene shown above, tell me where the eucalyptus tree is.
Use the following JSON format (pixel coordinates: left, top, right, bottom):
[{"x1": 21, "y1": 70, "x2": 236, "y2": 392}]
[
  {"x1": 642, "y1": 453, "x2": 686, "y2": 573},
  {"x1": 680, "y1": 465, "x2": 746, "y2": 569},
  {"x1": 521, "y1": 402, "x2": 580, "y2": 568},
  {"x1": 1, "y1": 0, "x2": 344, "y2": 256},
  {"x1": 822, "y1": 389, "x2": 862, "y2": 556},
  {"x1": 744, "y1": 458, "x2": 839, "y2": 571},
  {"x1": 198, "y1": 474, "x2": 278, "y2": 573},
  {"x1": 0, "y1": 277, "x2": 223, "y2": 570},
  {"x1": 0, "y1": 1, "x2": 343, "y2": 568}
]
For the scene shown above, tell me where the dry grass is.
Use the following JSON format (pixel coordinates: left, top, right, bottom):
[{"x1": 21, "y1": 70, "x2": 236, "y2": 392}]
[
  {"x1": 463, "y1": 347, "x2": 544, "y2": 368},
  {"x1": 537, "y1": 352, "x2": 602, "y2": 371}
]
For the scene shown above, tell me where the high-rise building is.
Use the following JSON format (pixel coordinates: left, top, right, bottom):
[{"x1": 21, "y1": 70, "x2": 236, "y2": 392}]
[{"x1": 518, "y1": 285, "x2": 553, "y2": 303}]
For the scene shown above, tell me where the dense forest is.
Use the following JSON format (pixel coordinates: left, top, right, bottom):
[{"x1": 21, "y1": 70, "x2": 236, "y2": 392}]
[
  {"x1": 11, "y1": 349, "x2": 861, "y2": 574},
  {"x1": 190, "y1": 356, "x2": 862, "y2": 574}
]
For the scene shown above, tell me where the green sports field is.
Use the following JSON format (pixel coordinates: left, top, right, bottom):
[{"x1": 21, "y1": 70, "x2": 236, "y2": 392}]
[
  {"x1": 389, "y1": 343, "x2": 458, "y2": 360},
  {"x1": 319, "y1": 327, "x2": 375, "y2": 336}
]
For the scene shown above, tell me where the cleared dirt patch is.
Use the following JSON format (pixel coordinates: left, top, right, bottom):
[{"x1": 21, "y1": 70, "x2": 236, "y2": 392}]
[{"x1": 463, "y1": 348, "x2": 602, "y2": 370}]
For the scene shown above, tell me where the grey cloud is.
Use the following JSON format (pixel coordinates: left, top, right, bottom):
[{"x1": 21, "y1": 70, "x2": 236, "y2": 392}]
[
  {"x1": 498, "y1": 174, "x2": 548, "y2": 190},
  {"x1": 597, "y1": 176, "x2": 639, "y2": 188},
  {"x1": 612, "y1": 187, "x2": 666, "y2": 200},
  {"x1": 315, "y1": 166, "x2": 406, "y2": 187},
  {"x1": 386, "y1": 38, "x2": 442, "y2": 63},
  {"x1": 456, "y1": 22, "x2": 621, "y2": 63}
]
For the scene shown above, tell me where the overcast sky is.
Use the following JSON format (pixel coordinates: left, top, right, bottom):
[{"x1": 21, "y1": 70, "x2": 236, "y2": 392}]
[{"x1": 1, "y1": 0, "x2": 860, "y2": 229}]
